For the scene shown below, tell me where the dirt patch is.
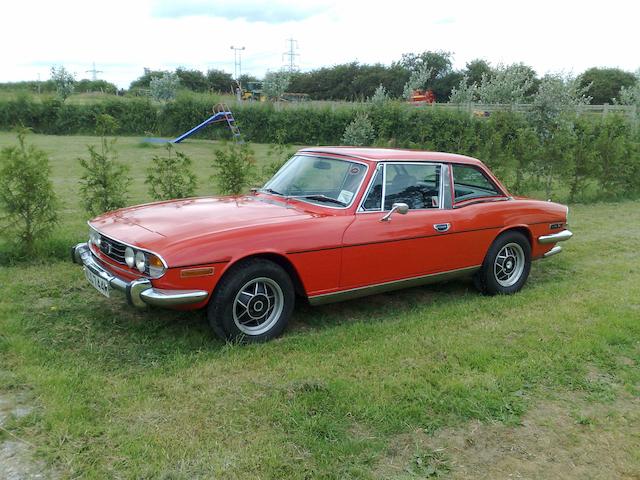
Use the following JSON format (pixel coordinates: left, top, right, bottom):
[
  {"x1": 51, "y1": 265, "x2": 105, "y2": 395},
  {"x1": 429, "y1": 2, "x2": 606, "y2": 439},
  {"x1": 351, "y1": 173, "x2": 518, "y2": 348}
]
[
  {"x1": 376, "y1": 394, "x2": 640, "y2": 479},
  {"x1": 0, "y1": 390, "x2": 57, "y2": 480}
]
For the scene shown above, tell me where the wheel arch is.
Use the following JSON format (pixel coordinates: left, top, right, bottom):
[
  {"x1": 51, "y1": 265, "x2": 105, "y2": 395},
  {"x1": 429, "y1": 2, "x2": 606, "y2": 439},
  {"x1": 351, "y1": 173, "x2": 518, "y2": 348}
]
[
  {"x1": 216, "y1": 252, "x2": 307, "y2": 298},
  {"x1": 496, "y1": 225, "x2": 533, "y2": 247}
]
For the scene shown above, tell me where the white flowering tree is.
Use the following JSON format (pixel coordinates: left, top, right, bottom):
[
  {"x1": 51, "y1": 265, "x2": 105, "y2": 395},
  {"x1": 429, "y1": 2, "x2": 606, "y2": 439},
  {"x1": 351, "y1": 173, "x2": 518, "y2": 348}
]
[
  {"x1": 262, "y1": 71, "x2": 290, "y2": 101},
  {"x1": 150, "y1": 72, "x2": 180, "y2": 102},
  {"x1": 50, "y1": 65, "x2": 75, "y2": 101},
  {"x1": 402, "y1": 63, "x2": 434, "y2": 99},
  {"x1": 476, "y1": 64, "x2": 535, "y2": 105}
]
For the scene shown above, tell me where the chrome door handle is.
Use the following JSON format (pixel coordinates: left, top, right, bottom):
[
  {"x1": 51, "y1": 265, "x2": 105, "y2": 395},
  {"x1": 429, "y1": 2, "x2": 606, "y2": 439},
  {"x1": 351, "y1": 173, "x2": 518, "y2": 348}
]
[{"x1": 433, "y1": 223, "x2": 450, "y2": 232}]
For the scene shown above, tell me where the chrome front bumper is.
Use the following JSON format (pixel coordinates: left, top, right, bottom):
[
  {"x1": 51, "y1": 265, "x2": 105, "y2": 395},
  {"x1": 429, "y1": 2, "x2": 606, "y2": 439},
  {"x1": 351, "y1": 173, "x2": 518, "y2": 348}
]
[
  {"x1": 71, "y1": 243, "x2": 208, "y2": 308},
  {"x1": 538, "y1": 229, "x2": 573, "y2": 244},
  {"x1": 538, "y1": 229, "x2": 573, "y2": 259}
]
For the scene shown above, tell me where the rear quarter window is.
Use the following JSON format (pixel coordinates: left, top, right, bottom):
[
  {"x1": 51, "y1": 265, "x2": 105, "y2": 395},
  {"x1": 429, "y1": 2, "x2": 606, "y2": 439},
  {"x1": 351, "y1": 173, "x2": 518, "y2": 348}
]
[{"x1": 453, "y1": 164, "x2": 502, "y2": 202}]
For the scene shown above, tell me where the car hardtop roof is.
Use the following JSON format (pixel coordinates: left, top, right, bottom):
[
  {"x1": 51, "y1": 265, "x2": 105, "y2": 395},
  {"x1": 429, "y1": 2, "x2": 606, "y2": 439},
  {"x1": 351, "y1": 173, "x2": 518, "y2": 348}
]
[{"x1": 298, "y1": 147, "x2": 485, "y2": 166}]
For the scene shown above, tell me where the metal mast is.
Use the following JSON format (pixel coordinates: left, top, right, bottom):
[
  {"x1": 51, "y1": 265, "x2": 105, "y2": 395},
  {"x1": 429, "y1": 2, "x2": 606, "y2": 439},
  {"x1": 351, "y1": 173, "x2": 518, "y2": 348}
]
[
  {"x1": 282, "y1": 38, "x2": 299, "y2": 73},
  {"x1": 85, "y1": 62, "x2": 103, "y2": 81}
]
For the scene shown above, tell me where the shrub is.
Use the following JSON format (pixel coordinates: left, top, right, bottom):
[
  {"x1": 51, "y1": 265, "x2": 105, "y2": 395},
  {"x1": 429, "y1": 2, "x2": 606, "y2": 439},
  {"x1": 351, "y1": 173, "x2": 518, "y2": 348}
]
[
  {"x1": 0, "y1": 129, "x2": 58, "y2": 254},
  {"x1": 50, "y1": 66, "x2": 75, "y2": 101},
  {"x1": 145, "y1": 144, "x2": 197, "y2": 200},
  {"x1": 78, "y1": 124, "x2": 131, "y2": 215},
  {"x1": 211, "y1": 142, "x2": 256, "y2": 195},
  {"x1": 261, "y1": 139, "x2": 295, "y2": 182},
  {"x1": 342, "y1": 112, "x2": 375, "y2": 146},
  {"x1": 150, "y1": 72, "x2": 180, "y2": 102},
  {"x1": 262, "y1": 71, "x2": 291, "y2": 101}
]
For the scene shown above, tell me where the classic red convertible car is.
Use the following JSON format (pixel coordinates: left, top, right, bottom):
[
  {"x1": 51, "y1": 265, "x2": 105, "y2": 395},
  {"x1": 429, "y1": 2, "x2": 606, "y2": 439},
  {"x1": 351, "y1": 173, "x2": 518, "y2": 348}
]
[{"x1": 72, "y1": 148, "x2": 572, "y2": 342}]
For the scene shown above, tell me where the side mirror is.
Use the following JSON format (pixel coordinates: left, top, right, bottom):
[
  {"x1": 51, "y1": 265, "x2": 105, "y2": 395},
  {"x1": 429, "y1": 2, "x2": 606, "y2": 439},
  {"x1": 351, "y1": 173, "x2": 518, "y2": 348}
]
[{"x1": 380, "y1": 202, "x2": 409, "y2": 222}]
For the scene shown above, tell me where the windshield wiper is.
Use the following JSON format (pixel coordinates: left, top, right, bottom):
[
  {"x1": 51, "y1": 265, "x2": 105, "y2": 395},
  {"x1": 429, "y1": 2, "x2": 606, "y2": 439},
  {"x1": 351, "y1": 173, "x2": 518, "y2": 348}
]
[
  {"x1": 295, "y1": 194, "x2": 347, "y2": 206},
  {"x1": 260, "y1": 188, "x2": 285, "y2": 196}
]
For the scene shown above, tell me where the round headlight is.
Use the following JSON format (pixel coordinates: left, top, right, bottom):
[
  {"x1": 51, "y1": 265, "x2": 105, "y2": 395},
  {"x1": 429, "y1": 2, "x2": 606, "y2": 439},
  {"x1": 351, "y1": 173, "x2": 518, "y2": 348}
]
[
  {"x1": 124, "y1": 247, "x2": 135, "y2": 267},
  {"x1": 135, "y1": 250, "x2": 146, "y2": 273},
  {"x1": 90, "y1": 230, "x2": 101, "y2": 247}
]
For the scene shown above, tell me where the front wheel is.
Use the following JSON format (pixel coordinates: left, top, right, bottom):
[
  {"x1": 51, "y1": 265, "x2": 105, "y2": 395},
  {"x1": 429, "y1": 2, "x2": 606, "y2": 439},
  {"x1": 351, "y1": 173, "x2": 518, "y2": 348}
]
[
  {"x1": 474, "y1": 231, "x2": 531, "y2": 295},
  {"x1": 207, "y1": 259, "x2": 295, "y2": 343}
]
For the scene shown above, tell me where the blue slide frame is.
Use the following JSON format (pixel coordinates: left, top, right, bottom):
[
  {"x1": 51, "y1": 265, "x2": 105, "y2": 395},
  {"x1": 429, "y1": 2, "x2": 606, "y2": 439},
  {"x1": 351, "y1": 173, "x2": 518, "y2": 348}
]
[{"x1": 172, "y1": 112, "x2": 231, "y2": 143}]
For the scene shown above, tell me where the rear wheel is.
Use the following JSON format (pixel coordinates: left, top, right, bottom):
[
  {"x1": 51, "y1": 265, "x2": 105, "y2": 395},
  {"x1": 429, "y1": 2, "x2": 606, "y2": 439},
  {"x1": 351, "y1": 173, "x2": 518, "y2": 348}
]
[
  {"x1": 207, "y1": 259, "x2": 294, "y2": 343},
  {"x1": 474, "y1": 231, "x2": 531, "y2": 295}
]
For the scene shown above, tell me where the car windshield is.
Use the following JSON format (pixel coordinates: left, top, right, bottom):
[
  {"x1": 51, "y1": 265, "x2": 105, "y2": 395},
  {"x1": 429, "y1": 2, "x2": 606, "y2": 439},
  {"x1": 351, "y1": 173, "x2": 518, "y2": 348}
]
[{"x1": 262, "y1": 155, "x2": 367, "y2": 207}]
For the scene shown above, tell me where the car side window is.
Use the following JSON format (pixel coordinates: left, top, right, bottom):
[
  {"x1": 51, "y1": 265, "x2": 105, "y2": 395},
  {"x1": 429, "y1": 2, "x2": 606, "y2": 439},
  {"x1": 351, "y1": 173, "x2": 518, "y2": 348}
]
[
  {"x1": 383, "y1": 164, "x2": 440, "y2": 210},
  {"x1": 452, "y1": 165, "x2": 501, "y2": 202}
]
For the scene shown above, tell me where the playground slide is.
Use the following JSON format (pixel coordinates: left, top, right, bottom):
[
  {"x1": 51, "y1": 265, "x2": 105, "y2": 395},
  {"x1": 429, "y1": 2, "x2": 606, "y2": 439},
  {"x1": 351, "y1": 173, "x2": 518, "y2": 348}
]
[{"x1": 172, "y1": 112, "x2": 227, "y2": 143}]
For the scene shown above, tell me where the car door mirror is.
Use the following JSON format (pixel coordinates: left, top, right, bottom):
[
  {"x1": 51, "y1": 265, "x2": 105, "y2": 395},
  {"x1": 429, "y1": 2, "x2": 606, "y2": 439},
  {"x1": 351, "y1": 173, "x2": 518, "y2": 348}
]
[{"x1": 380, "y1": 203, "x2": 409, "y2": 222}]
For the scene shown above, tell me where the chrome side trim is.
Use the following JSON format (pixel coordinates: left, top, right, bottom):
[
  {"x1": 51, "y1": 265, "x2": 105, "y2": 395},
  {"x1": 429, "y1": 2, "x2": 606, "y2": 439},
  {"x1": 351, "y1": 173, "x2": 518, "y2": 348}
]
[
  {"x1": 308, "y1": 265, "x2": 480, "y2": 306},
  {"x1": 538, "y1": 229, "x2": 573, "y2": 244},
  {"x1": 72, "y1": 243, "x2": 208, "y2": 308},
  {"x1": 543, "y1": 245, "x2": 562, "y2": 258}
]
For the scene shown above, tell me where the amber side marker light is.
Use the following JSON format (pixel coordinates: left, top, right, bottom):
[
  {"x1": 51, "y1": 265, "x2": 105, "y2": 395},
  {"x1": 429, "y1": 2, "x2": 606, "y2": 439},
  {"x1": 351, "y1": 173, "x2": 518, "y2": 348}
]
[{"x1": 180, "y1": 267, "x2": 215, "y2": 278}]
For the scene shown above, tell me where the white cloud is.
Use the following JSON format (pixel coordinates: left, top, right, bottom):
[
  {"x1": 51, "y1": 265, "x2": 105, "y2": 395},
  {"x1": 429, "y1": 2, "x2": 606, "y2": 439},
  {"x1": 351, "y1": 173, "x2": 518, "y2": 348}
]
[{"x1": 1, "y1": 0, "x2": 639, "y2": 88}]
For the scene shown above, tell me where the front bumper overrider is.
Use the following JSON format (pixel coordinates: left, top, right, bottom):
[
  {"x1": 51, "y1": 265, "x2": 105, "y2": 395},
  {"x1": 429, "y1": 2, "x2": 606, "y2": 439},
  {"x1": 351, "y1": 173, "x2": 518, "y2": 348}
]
[{"x1": 71, "y1": 243, "x2": 208, "y2": 308}]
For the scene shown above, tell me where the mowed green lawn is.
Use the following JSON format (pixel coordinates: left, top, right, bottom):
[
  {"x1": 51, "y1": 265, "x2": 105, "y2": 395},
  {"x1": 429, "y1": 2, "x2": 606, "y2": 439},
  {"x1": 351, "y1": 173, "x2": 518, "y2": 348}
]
[{"x1": 0, "y1": 133, "x2": 639, "y2": 478}]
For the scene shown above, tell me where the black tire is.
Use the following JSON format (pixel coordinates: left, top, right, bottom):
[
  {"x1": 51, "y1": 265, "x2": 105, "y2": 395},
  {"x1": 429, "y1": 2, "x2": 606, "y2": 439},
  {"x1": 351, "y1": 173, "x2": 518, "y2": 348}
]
[
  {"x1": 207, "y1": 259, "x2": 295, "y2": 343},
  {"x1": 474, "y1": 230, "x2": 531, "y2": 296}
]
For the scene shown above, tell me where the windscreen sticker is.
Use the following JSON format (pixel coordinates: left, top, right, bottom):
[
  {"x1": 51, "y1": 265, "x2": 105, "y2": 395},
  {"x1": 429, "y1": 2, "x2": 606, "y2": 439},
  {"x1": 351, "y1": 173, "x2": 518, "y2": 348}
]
[{"x1": 338, "y1": 190, "x2": 354, "y2": 204}]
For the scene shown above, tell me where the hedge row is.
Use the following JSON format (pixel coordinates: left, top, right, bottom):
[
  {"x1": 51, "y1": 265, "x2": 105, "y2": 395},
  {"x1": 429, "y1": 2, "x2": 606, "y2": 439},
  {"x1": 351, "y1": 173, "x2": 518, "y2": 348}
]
[{"x1": 1, "y1": 95, "x2": 639, "y2": 201}]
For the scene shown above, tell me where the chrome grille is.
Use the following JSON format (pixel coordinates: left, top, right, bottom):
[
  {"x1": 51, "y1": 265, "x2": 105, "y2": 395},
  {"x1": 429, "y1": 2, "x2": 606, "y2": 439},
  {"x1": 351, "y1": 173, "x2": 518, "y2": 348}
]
[{"x1": 99, "y1": 235, "x2": 127, "y2": 265}]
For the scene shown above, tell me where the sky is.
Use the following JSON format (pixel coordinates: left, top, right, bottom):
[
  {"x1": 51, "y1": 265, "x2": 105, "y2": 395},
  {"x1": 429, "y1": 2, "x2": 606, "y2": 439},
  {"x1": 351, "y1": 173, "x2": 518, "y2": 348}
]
[{"x1": 2, "y1": 0, "x2": 639, "y2": 88}]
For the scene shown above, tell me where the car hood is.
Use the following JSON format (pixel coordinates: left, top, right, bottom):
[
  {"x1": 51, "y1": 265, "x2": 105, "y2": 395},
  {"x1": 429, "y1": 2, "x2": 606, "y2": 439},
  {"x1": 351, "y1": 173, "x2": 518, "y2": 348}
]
[{"x1": 90, "y1": 195, "x2": 313, "y2": 246}]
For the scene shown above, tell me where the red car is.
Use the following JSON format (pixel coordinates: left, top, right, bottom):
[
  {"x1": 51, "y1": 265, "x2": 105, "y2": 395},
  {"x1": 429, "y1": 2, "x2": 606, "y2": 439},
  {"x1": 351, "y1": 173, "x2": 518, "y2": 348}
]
[{"x1": 71, "y1": 148, "x2": 572, "y2": 342}]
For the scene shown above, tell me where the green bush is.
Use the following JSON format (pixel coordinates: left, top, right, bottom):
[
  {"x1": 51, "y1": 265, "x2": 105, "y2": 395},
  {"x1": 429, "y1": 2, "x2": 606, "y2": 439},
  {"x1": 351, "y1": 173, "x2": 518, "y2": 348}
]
[
  {"x1": 0, "y1": 94, "x2": 639, "y2": 202},
  {"x1": 145, "y1": 144, "x2": 197, "y2": 200},
  {"x1": 78, "y1": 127, "x2": 131, "y2": 215},
  {"x1": 211, "y1": 142, "x2": 256, "y2": 195},
  {"x1": 0, "y1": 129, "x2": 58, "y2": 254}
]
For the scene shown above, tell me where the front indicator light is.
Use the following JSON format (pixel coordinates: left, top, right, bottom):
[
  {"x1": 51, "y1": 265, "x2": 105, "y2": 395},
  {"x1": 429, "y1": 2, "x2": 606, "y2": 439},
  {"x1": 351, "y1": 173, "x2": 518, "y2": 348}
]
[
  {"x1": 135, "y1": 250, "x2": 146, "y2": 273},
  {"x1": 180, "y1": 267, "x2": 215, "y2": 278},
  {"x1": 148, "y1": 254, "x2": 166, "y2": 278}
]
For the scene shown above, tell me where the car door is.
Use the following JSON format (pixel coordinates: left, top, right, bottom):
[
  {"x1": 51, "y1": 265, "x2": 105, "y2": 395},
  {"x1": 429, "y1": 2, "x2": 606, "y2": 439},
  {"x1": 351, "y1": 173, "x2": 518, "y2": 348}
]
[{"x1": 340, "y1": 162, "x2": 470, "y2": 289}]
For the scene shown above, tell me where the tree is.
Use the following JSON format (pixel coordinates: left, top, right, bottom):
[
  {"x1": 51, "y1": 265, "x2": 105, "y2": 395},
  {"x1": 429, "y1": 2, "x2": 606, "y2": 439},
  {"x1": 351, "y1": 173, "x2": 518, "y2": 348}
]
[
  {"x1": 129, "y1": 69, "x2": 167, "y2": 90},
  {"x1": 211, "y1": 143, "x2": 256, "y2": 195},
  {"x1": 238, "y1": 73, "x2": 259, "y2": 86},
  {"x1": 578, "y1": 67, "x2": 637, "y2": 104},
  {"x1": 369, "y1": 84, "x2": 390, "y2": 105},
  {"x1": 145, "y1": 144, "x2": 197, "y2": 200},
  {"x1": 342, "y1": 112, "x2": 375, "y2": 146},
  {"x1": 616, "y1": 69, "x2": 640, "y2": 107},
  {"x1": 0, "y1": 129, "x2": 58, "y2": 254},
  {"x1": 206, "y1": 69, "x2": 234, "y2": 93},
  {"x1": 448, "y1": 76, "x2": 478, "y2": 104},
  {"x1": 175, "y1": 68, "x2": 208, "y2": 92},
  {"x1": 396, "y1": 50, "x2": 460, "y2": 100},
  {"x1": 403, "y1": 63, "x2": 434, "y2": 99},
  {"x1": 477, "y1": 63, "x2": 537, "y2": 104},
  {"x1": 50, "y1": 65, "x2": 75, "y2": 101},
  {"x1": 462, "y1": 59, "x2": 493, "y2": 86},
  {"x1": 262, "y1": 70, "x2": 290, "y2": 100},
  {"x1": 529, "y1": 73, "x2": 590, "y2": 197},
  {"x1": 150, "y1": 72, "x2": 180, "y2": 101},
  {"x1": 78, "y1": 115, "x2": 131, "y2": 215}
]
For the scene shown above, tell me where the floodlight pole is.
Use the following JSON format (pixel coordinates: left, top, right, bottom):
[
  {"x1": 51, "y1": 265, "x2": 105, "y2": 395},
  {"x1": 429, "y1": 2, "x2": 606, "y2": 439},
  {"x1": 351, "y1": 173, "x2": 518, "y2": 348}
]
[{"x1": 230, "y1": 46, "x2": 245, "y2": 81}]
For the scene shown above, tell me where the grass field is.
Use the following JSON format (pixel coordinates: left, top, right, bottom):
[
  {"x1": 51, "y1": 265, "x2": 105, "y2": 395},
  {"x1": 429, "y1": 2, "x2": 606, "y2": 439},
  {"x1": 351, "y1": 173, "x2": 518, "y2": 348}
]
[{"x1": 1, "y1": 133, "x2": 639, "y2": 478}]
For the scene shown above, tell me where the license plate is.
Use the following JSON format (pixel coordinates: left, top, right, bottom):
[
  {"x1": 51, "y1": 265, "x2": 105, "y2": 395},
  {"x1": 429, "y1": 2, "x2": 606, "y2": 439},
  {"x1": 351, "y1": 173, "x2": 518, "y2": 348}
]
[{"x1": 84, "y1": 267, "x2": 111, "y2": 298}]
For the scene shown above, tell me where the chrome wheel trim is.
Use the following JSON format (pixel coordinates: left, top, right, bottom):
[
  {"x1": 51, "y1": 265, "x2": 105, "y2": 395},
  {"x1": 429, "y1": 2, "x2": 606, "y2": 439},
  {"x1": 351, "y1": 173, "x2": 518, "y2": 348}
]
[
  {"x1": 232, "y1": 277, "x2": 284, "y2": 336},
  {"x1": 493, "y1": 242, "x2": 525, "y2": 287}
]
